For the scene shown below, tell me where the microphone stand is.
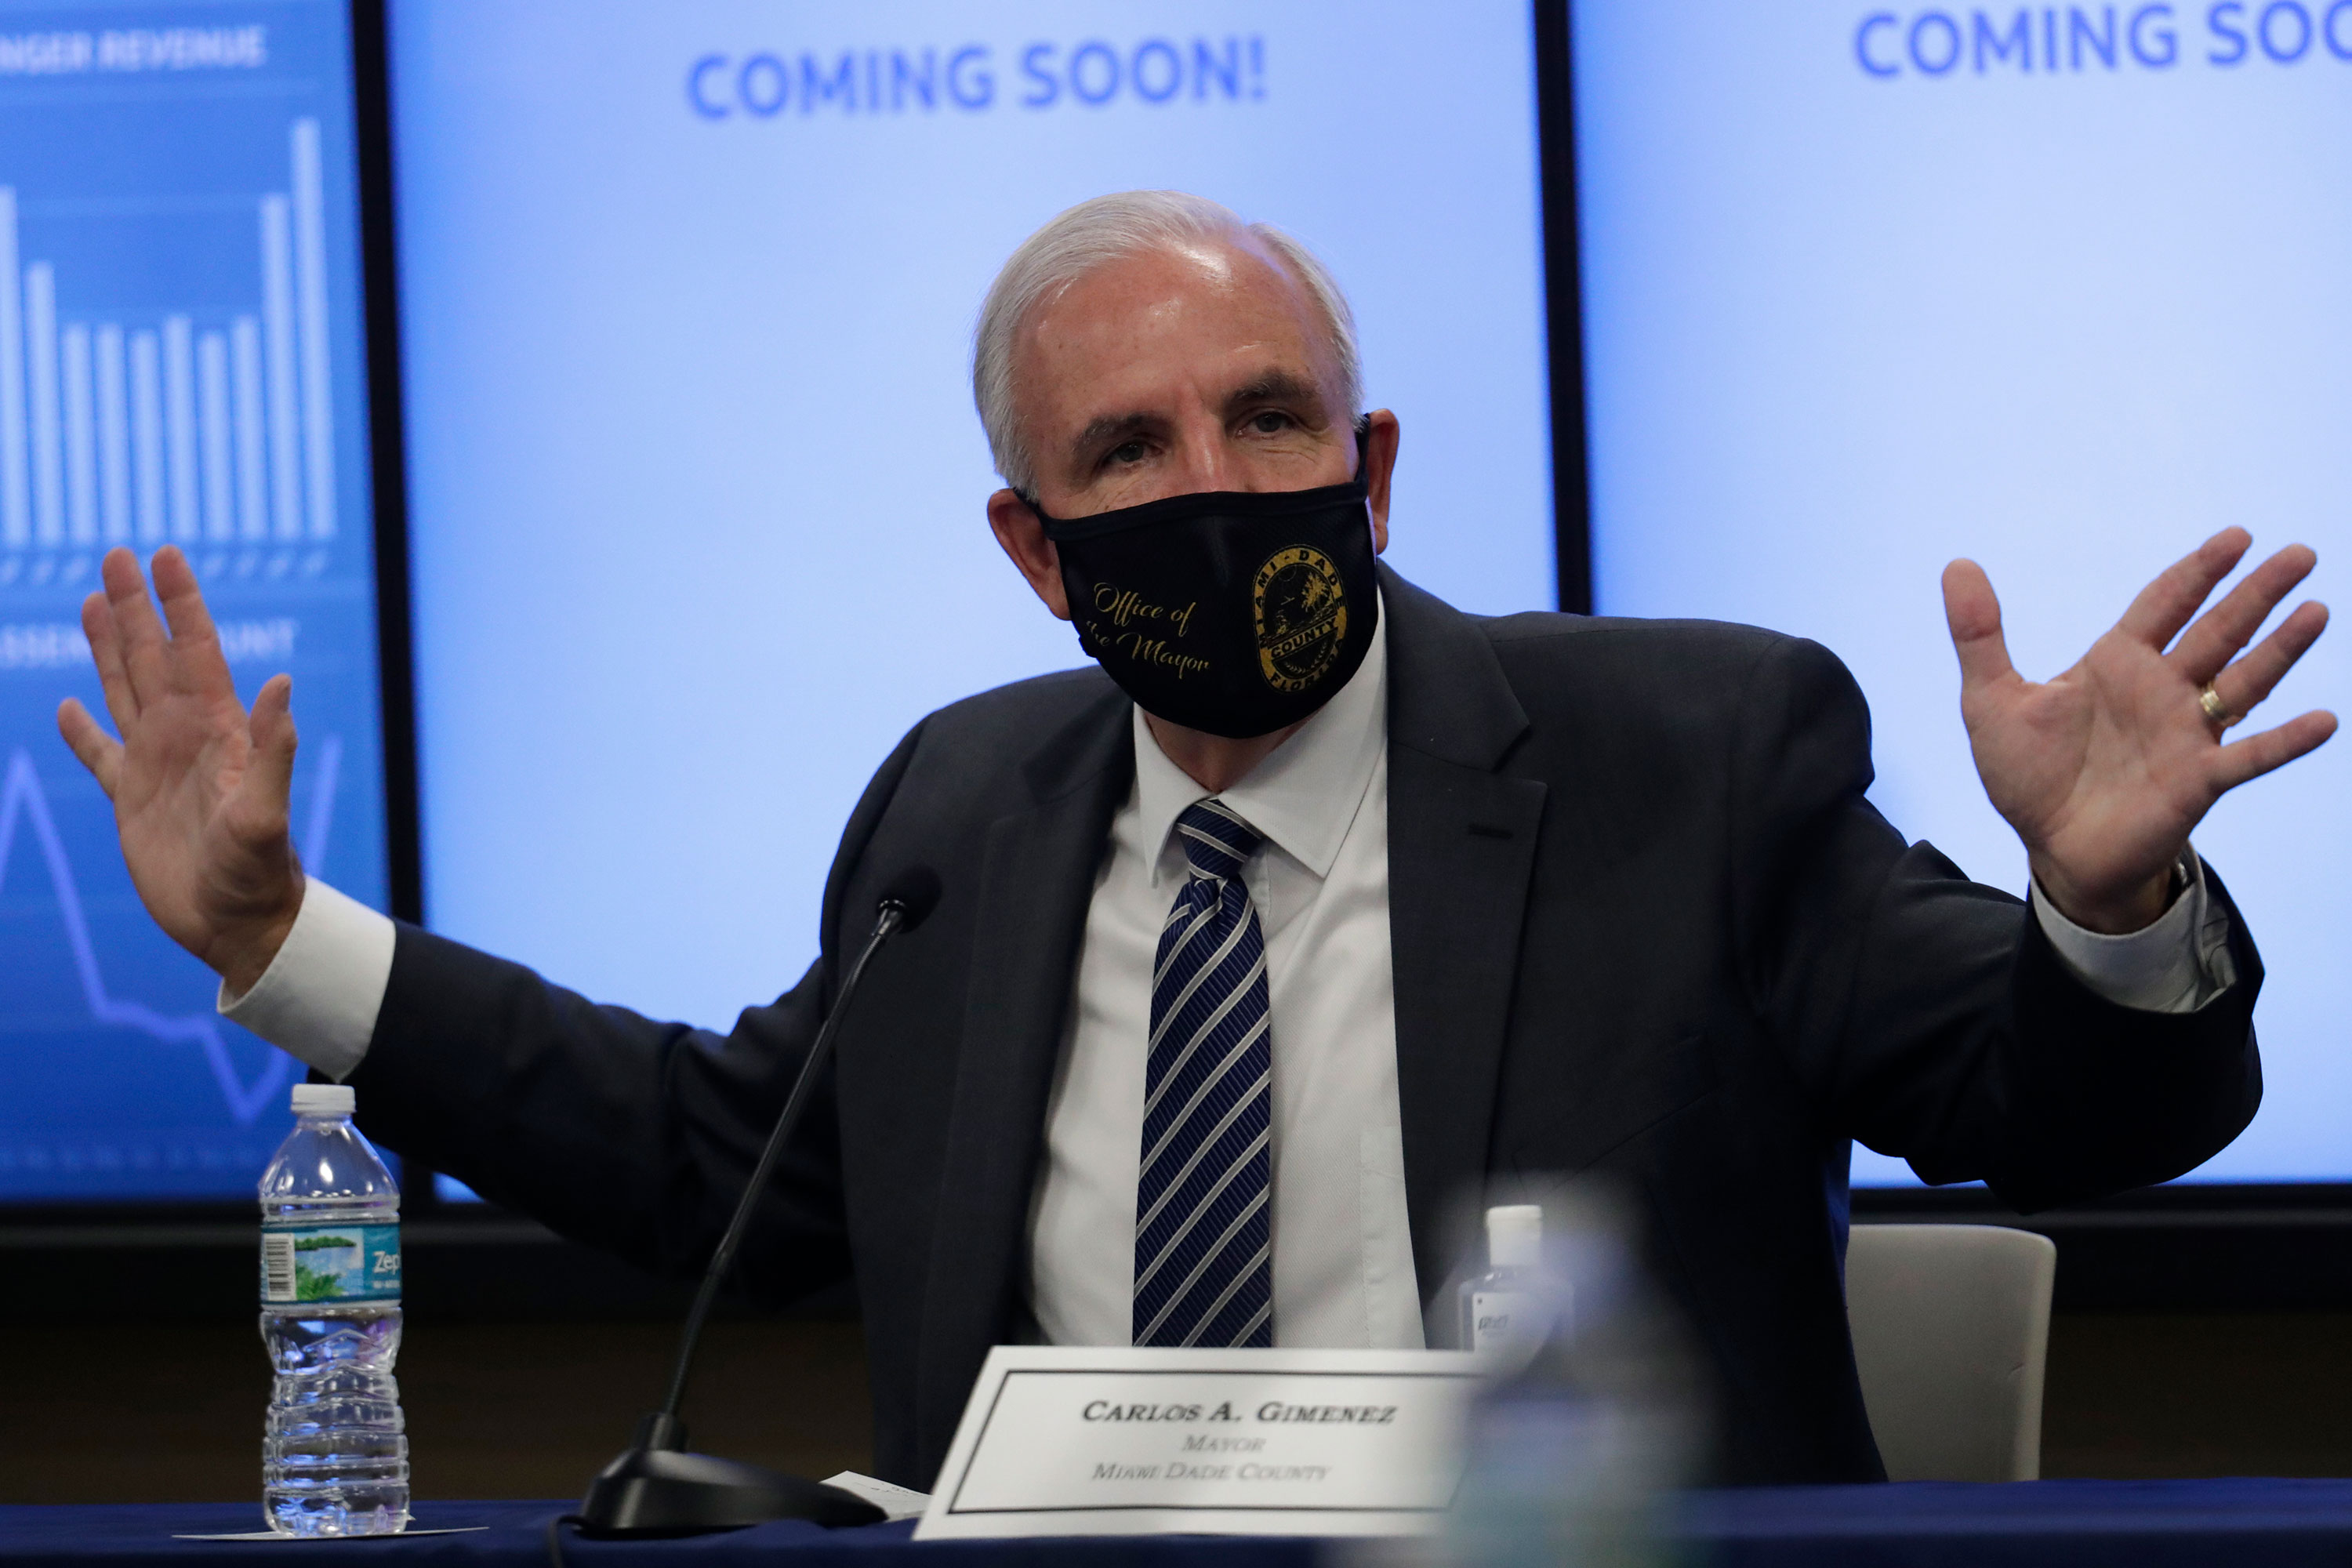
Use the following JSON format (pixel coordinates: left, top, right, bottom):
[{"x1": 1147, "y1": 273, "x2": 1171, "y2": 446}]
[{"x1": 573, "y1": 876, "x2": 936, "y2": 1535}]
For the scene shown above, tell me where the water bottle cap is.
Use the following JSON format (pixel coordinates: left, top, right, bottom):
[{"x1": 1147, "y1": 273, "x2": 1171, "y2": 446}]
[
  {"x1": 291, "y1": 1083, "x2": 356, "y2": 1118},
  {"x1": 1486, "y1": 1203, "x2": 1543, "y2": 1268}
]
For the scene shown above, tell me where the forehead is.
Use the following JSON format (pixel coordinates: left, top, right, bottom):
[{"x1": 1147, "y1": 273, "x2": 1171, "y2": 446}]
[{"x1": 1013, "y1": 239, "x2": 1332, "y2": 425}]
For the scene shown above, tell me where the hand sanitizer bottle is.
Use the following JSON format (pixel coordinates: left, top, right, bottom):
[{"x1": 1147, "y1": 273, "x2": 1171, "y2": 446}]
[
  {"x1": 1448, "y1": 1191, "x2": 1704, "y2": 1568},
  {"x1": 1459, "y1": 1203, "x2": 1551, "y2": 1358}
]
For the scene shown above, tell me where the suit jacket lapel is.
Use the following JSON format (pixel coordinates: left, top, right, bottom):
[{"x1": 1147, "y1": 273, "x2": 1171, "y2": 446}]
[
  {"x1": 916, "y1": 566, "x2": 1542, "y2": 1448},
  {"x1": 916, "y1": 686, "x2": 1133, "y2": 1468},
  {"x1": 1379, "y1": 568, "x2": 1546, "y2": 1316}
]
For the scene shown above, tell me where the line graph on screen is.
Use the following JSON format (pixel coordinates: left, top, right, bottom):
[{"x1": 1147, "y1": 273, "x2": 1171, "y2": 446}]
[{"x1": 0, "y1": 735, "x2": 339, "y2": 1123}]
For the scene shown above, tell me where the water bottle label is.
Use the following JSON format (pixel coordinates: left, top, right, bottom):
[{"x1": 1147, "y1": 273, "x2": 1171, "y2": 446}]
[{"x1": 260, "y1": 1224, "x2": 401, "y2": 1305}]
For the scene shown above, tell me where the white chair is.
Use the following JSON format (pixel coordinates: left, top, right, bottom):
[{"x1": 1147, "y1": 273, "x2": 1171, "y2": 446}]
[{"x1": 1844, "y1": 1222, "x2": 2057, "y2": 1482}]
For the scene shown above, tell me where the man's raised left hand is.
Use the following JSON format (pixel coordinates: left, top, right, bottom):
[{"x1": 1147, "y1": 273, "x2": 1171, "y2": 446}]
[{"x1": 1944, "y1": 528, "x2": 2335, "y2": 934}]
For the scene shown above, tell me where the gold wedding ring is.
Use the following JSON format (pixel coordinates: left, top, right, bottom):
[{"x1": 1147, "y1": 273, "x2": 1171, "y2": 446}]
[{"x1": 2200, "y1": 682, "x2": 2231, "y2": 731}]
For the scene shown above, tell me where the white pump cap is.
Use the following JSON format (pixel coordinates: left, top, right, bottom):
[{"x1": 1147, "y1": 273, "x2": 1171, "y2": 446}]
[
  {"x1": 1485, "y1": 1203, "x2": 1542, "y2": 1269},
  {"x1": 290, "y1": 1083, "x2": 355, "y2": 1118}
]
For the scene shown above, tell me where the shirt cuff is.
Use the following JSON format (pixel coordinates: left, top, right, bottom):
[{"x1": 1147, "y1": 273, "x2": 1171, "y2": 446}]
[
  {"x1": 2030, "y1": 846, "x2": 2237, "y2": 1014},
  {"x1": 219, "y1": 877, "x2": 397, "y2": 1081}
]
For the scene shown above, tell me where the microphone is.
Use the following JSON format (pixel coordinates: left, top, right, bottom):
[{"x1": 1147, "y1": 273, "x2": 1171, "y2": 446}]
[{"x1": 574, "y1": 868, "x2": 944, "y2": 1536}]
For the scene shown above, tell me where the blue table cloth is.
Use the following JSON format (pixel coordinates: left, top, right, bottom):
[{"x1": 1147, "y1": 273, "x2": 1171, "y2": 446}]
[{"x1": 14, "y1": 1482, "x2": 2352, "y2": 1567}]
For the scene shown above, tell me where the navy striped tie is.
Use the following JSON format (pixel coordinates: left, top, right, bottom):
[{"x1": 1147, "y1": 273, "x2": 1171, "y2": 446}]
[{"x1": 1134, "y1": 799, "x2": 1274, "y2": 1348}]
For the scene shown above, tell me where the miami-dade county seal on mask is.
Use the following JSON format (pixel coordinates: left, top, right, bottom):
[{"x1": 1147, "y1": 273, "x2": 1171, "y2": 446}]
[{"x1": 1022, "y1": 429, "x2": 1381, "y2": 739}]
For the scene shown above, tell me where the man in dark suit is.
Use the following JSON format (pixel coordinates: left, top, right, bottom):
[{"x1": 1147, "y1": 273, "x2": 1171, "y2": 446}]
[{"x1": 62, "y1": 192, "x2": 2332, "y2": 1486}]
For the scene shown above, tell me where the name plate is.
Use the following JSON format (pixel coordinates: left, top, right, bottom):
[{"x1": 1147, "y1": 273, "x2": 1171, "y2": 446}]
[{"x1": 913, "y1": 1345, "x2": 1486, "y2": 1540}]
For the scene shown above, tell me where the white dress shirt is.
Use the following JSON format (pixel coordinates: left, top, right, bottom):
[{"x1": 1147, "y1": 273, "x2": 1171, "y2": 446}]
[
  {"x1": 1028, "y1": 609, "x2": 1421, "y2": 1349},
  {"x1": 226, "y1": 612, "x2": 2238, "y2": 1341}
]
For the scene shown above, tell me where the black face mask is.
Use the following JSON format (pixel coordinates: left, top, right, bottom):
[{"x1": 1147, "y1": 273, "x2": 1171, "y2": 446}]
[{"x1": 1025, "y1": 433, "x2": 1380, "y2": 740}]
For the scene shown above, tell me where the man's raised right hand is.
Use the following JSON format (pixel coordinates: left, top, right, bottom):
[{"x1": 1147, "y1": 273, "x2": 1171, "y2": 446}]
[{"x1": 57, "y1": 546, "x2": 305, "y2": 996}]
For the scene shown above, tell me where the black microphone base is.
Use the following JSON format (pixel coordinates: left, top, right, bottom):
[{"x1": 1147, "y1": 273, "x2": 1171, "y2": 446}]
[{"x1": 575, "y1": 1417, "x2": 885, "y2": 1535}]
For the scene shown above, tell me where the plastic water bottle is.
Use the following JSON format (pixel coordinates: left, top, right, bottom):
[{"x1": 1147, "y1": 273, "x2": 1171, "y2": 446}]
[
  {"x1": 258, "y1": 1083, "x2": 410, "y2": 1536},
  {"x1": 1445, "y1": 1190, "x2": 1702, "y2": 1568}
]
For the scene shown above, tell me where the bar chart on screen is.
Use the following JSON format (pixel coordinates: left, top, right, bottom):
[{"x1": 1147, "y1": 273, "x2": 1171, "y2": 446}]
[
  {"x1": 0, "y1": 3, "x2": 390, "y2": 1200},
  {"x1": 0, "y1": 119, "x2": 339, "y2": 591}
]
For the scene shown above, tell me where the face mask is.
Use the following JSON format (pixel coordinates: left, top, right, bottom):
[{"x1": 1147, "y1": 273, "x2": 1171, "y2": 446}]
[{"x1": 1025, "y1": 432, "x2": 1381, "y2": 740}]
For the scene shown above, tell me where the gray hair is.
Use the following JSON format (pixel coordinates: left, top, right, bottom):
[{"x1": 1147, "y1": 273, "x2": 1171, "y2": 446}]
[{"x1": 971, "y1": 191, "x2": 1364, "y2": 495}]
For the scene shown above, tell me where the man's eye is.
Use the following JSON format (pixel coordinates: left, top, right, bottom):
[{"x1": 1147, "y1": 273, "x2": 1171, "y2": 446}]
[
  {"x1": 1106, "y1": 440, "x2": 1148, "y2": 466},
  {"x1": 1248, "y1": 412, "x2": 1293, "y2": 434}
]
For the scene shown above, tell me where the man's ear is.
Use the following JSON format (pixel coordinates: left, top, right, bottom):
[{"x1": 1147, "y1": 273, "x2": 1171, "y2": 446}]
[
  {"x1": 988, "y1": 488, "x2": 1072, "y2": 620},
  {"x1": 1361, "y1": 409, "x2": 1399, "y2": 554}
]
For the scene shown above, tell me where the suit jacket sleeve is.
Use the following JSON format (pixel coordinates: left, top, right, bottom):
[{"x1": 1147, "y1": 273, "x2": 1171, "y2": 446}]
[
  {"x1": 1734, "y1": 637, "x2": 2263, "y2": 1210},
  {"x1": 344, "y1": 718, "x2": 930, "y2": 1303}
]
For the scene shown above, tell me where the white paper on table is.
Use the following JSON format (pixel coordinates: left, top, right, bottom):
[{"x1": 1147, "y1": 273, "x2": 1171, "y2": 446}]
[
  {"x1": 820, "y1": 1470, "x2": 931, "y2": 1522},
  {"x1": 171, "y1": 1527, "x2": 487, "y2": 1541}
]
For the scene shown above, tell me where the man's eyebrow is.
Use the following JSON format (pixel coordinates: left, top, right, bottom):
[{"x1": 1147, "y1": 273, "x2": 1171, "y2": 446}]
[
  {"x1": 1064, "y1": 372, "x2": 1329, "y2": 467},
  {"x1": 1224, "y1": 370, "x2": 1325, "y2": 410},
  {"x1": 1069, "y1": 411, "x2": 1157, "y2": 464}
]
